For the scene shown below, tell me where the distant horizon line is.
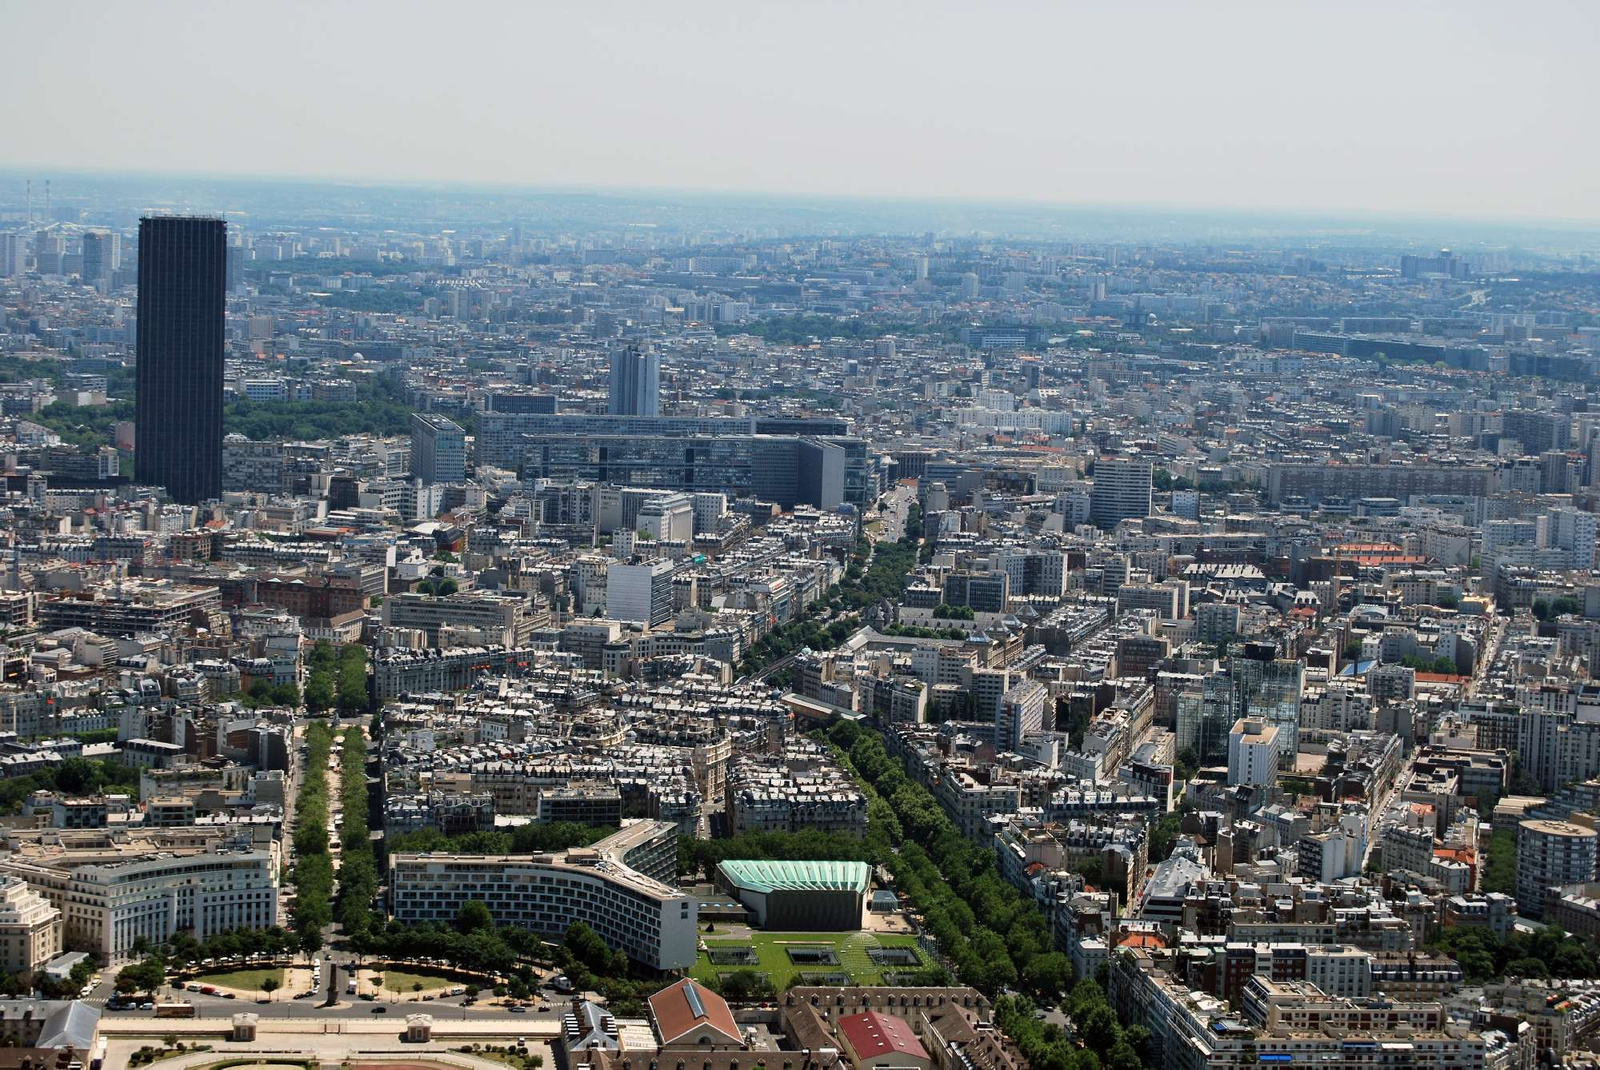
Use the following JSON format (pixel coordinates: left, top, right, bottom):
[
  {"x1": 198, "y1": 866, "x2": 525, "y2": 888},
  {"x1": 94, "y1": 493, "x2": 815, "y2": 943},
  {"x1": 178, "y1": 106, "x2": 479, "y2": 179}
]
[{"x1": 2, "y1": 164, "x2": 1600, "y2": 235}]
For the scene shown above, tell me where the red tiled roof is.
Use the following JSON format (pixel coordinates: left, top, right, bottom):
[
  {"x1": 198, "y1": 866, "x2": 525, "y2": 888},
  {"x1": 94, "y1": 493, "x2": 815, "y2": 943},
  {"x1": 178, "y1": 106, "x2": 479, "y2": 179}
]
[
  {"x1": 1117, "y1": 931, "x2": 1167, "y2": 949},
  {"x1": 838, "y1": 1011, "x2": 929, "y2": 1061},
  {"x1": 649, "y1": 978, "x2": 741, "y2": 1047}
]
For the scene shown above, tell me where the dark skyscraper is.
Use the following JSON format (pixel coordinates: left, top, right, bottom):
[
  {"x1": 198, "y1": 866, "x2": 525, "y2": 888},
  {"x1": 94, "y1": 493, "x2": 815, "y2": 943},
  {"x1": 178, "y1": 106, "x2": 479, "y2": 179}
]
[
  {"x1": 607, "y1": 345, "x2": 660, "y2": 416},
  {"x1": 135, "y1": 216, "x2": 226, "y2": 503}
]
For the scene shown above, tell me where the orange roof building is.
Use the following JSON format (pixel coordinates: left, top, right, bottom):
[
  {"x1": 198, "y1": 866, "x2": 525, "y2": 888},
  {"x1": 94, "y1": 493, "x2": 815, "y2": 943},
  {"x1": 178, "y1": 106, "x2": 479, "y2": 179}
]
[{"x1": 649, "y1": 978, "x2": 742, "y2": 1049}]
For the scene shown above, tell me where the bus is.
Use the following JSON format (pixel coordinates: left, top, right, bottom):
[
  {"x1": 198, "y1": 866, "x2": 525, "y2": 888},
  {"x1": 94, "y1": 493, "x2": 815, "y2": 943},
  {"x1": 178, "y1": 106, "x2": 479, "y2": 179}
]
[{"x1": 154, "y1": 1002, "x2": 195, "y2": 1018}]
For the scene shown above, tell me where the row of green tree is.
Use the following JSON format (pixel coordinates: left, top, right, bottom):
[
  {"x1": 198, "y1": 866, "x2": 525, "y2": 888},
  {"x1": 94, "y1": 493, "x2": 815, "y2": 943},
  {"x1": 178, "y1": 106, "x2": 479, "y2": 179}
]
[
  {"x1": 304, "y1": 640, "x2": 368, "y2": 715},
  {"x1": 336, "y1": 726, "x2": 381, "y2": 941},
  {"x1": 739, "y1": 611, "x2": 861, "y2": 673},
  {"x1": 61, "y1": 727, "x2": 120, "y2": 744},
  {"x1": 114, "y1": 956, "x2": 168, "y2": 996},
  {"x1": 224, "y1": 376, "x2": 416, "y2": 441},
  {"x1": 1399, "y1": 654, "x2": 1461, "y2": 675},
  {"x1": 289, "y1": 723, "x2": 335, "y2": 944},
  {"x1": 360, "y1": 910, "x2": 664, "y2": 1015},
  {"x1": 1427, "y1": 918, "x2": 1600, "y2": 983},
  {"x1": 0, "y1": 353, "x2": 69, "y2": 385},
  {"x1": 1480, "y1": 827, "x2": 1516, "y2": 895},
  {"x1": 0, "y1": 756, "x2": 141, "y2": 814},
  {"x1": 352, "y1": 915, "x2": 535, "y2": 989},
  {"x1": 112, "y1": 925, "x2": 315, "y2": 998},
  {"x1": 842, "y1": 537, "x2": 919, "y2": 609},
  {"x1": 903, "y1": 502, "x2": 924, "y2": 542},
  {"x1": 27, "y1": 375, "x2": 417, "y2": 454},
  {"x1": 1534, "y1": 596, "x2": 1584, "y2": 621},
  {"x1": 552, "y1": 920, "x2": 663, "y2": 1016},
  {"x1": 997, "y1": 980, "x2": 1151, "y2": 1070},
  {"x1": 388, "y1": 822, "x2": 616, "y2": 857},
  {"x1": 28, "y1": 397, "x2": 136, "y2": 451},
  {"x1": 876, "y1": 623, "x2": 972, "y2": 641},
  {"x1": 0, "y1": 953, "x2": 96, "y2": 999},
  {"x1": 825, "y1": 720, "x2": 1074, "y2": 998},
  {"x1": 740, "y1": 535, "x2": 921, "y2": 673},
  {"x1": 230, "y1": 680, "x2": 302, "y2": 710},
  {"x1": 164, "y1": 925, "x2": 307, "y2": 967}
]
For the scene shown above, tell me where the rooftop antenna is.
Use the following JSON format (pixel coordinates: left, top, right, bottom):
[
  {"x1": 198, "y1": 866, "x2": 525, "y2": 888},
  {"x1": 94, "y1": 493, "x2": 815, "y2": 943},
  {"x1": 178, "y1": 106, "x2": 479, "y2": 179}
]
[
  {"x1": 24, "y1": 179, "x2": 30, "y2": 225},
  {"x1": 44, "y1": 179, "x2": 50, "y2": 223}
]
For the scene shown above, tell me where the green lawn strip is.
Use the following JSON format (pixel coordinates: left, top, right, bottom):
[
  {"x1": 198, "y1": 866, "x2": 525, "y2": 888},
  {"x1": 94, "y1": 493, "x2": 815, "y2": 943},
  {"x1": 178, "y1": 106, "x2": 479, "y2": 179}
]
[
  {"x1": 371, "y1": 965, "x2": 459, "y2": 995},
  {"x1": 192, "y1": 967, "x2": 285, "y2": 993},
  {"x1": 693, "y1": 932, "x2": 922, "y2": 990}
]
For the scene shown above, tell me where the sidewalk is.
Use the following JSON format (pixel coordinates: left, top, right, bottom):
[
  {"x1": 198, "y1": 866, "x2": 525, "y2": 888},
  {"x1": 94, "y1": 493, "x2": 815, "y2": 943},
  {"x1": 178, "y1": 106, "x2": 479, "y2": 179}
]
[
  {"x1": 101, "y1": 1017, "x2": 563, "y2": 1036},
  {"x1": 100, "y1": 1017, "x2": 560, "y2": 1039},
  {"x1": 101, "y1": 1034, "x2": 541, "y2": 1070}
]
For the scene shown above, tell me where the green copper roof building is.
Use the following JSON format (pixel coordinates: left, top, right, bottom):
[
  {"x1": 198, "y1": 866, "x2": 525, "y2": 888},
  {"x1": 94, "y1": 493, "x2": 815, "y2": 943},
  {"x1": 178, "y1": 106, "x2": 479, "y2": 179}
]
[{"x1": 716, "y1": 860, "x2": 870, "y2": 930}]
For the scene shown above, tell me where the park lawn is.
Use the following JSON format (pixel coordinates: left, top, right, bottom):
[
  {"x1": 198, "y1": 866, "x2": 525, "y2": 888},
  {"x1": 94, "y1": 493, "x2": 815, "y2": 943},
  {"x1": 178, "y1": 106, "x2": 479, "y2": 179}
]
[
  {"x1": 371, "y1": 966, "x2": 458, "y2": 996},
  {"x1": 692, "y1": 931, "x2": 924, "y2": 990},
  {"x1": 194, "y1": 967, "x2": 285, "y2": 994}
]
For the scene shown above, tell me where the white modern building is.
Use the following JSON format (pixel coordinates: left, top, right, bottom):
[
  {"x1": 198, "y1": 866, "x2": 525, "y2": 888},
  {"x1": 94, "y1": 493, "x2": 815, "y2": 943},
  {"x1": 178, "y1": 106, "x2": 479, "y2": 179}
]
[
  {"x1": 1227, "y1": 719, "x2": 1281, "y2": 787},
  {"x1": 0, "y1": 848, "x2": 277, "y2": 963},
  {"x1": 0, "y1": 875, "x2": 62, "y2": 975},
  {"x1": 607, "y1": 559, "x2": 676, "y2": 627},
  {"x1": 1000, "y1": 680, "x2": 1048, "y2": 751},
  {"x1": 1518, "y1": 818, "x2": 1599, "y2": 918},
  {"x1": 637, "y1": 494, "x2": 694, "y2": 544},
  {"x1": 1089, "y1": 456, "x2": 1153, "y2": 530},
  {"x1": 388, "y1": 821, "x2": 695, "y2": 970}
]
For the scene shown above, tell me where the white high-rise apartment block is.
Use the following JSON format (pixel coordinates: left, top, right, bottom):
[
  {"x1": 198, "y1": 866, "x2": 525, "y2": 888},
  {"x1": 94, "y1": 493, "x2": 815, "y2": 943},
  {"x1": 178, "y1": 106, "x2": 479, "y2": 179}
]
[
  {"x1": 608, "y1": 346, "x2": 660, "y2": 416},
  {"x1": 1227, "y1": 718, "x2": 1281, "y2": 787},
  {"x1": 607, "y1": 559, "x2": 676, "y2": 627},
  {"x1": 0, "y1": 233, "x2": 26, "y2": 277},
  {"x1": 1549, "y1": 506, "x2": 1598, "y2": 570},
  {"x1": 1090, "y1": 456, "x2": 1153, "y2": 530},
  {"x1": 1518, "y1": 819, "x2": 1598, "y2": 918}
]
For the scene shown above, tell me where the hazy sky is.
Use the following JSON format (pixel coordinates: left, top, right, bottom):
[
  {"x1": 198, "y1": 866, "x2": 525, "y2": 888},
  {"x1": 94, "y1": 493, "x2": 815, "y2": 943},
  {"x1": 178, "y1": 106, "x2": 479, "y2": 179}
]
[{"x1": 4, "y1": 0, "x2": 1597, "y2": 221}]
